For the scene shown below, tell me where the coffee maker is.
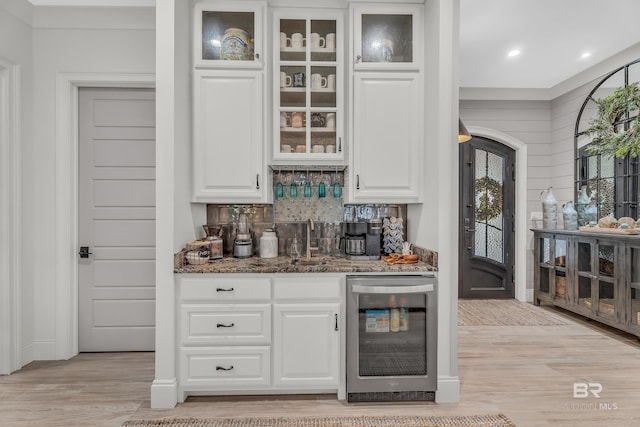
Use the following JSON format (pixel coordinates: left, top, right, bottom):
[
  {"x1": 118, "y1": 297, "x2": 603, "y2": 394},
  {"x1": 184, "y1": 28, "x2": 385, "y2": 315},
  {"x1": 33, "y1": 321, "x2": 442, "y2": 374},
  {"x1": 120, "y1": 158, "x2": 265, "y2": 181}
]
[{"x1": 342, "y1": 219, "x2": 382, "y2": 260}]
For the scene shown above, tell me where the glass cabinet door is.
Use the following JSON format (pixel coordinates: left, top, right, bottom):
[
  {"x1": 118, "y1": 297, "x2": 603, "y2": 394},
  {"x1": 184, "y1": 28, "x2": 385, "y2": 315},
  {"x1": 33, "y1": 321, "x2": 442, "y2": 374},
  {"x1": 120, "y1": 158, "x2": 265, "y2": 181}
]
[
  {"x1": 352, "y1": 4, "x2": 422, "y2": 70},
  {"x1": 193, "y1": 1, "x2": 265, "y2": 68},
  {"x1": 275, "y1": 15, "x2": 343, "y2": 161}
]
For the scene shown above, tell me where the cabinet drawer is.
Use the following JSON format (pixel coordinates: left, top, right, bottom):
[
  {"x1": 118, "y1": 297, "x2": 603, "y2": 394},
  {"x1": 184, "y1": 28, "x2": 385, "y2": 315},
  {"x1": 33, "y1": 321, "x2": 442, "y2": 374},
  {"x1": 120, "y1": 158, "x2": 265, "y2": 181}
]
[
  {"x1": 180, "y1": 277, "x2": 271, "y2": 302},
  {"x1": 180, "y1": 346, "x2": 270, "y2": 388},
  {"x1": 181, "y1": 304, "x2": 271, "y2": 345},
  {"x1": 274, "y1": 277, "x2": 342, "y2": 301}
]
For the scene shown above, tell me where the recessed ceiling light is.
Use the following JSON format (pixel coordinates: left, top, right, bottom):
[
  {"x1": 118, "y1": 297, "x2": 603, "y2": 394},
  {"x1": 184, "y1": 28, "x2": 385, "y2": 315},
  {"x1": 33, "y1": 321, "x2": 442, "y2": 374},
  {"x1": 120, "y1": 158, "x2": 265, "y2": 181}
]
[
  {"x1": 508, "y1": 50, "x2": 520, "y2": 57},
  {"x1": 581, "y1": 52, "x2": 591, "y2": 59}
]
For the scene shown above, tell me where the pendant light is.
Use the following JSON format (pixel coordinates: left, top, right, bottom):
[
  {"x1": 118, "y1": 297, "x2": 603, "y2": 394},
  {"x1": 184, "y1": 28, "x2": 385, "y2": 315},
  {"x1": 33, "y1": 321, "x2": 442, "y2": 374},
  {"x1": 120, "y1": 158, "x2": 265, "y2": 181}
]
[{"x1": 458, "y1": 119, "x2": 471, "y2": 143}]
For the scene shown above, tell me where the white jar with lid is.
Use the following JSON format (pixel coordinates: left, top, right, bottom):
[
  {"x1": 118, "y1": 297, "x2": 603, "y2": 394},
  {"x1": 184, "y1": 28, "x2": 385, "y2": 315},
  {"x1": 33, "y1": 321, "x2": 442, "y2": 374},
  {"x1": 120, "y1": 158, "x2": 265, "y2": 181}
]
[{"x1": 259, "y1": 229, "x2": 278, "y2": 258}]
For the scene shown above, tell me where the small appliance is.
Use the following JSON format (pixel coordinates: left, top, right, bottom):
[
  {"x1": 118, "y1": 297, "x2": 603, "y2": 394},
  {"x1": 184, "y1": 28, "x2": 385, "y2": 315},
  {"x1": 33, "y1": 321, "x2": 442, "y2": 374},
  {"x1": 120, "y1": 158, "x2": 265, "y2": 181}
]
[
  {"x1": 233, "y1": 214, "x2": 253, "y2": 258},
  {"x1": 342, "y1": 220, "x2": 381, "y2": 260}
]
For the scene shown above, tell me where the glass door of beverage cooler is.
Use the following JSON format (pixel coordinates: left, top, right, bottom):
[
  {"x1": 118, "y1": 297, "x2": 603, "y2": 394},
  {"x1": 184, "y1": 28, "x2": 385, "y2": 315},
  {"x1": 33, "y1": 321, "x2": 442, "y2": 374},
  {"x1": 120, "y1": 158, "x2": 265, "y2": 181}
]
[{"x1": 346, "y1": 275, "x2": 437, "y2": 398}]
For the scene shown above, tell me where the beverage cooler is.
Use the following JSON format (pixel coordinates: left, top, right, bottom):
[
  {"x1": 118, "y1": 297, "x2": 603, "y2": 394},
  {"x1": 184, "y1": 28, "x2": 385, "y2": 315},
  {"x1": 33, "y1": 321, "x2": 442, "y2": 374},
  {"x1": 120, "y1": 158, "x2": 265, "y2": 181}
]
[{"x1": 346, "y1": 275, "x2": 437, "y2": 402}]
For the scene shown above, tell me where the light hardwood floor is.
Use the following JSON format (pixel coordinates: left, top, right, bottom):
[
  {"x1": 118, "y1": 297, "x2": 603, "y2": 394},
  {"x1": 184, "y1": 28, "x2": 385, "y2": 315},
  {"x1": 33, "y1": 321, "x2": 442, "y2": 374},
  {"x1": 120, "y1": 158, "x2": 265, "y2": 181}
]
[{"x1": 1, "y1": 305, "x2": 639, "y2": 427}]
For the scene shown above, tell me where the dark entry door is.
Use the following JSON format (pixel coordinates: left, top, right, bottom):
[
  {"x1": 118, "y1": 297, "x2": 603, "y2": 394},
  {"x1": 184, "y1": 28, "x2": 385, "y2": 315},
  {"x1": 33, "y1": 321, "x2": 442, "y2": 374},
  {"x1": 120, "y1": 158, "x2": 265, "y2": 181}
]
[{"x1": 459, "y1": 136, "x2": 515, "y2": 299}]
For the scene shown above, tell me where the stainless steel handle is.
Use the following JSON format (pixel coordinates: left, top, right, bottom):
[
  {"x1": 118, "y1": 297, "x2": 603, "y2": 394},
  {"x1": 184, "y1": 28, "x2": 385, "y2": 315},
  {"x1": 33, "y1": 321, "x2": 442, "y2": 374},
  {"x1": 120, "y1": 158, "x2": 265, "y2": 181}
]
[
  {"x1": 216, "y1": 365, "x2": 234, "y2": 371},
  {"x1": 355, "y1": 55, "x2": 362, "y2": 63},
  {"x1": 351, "y1": 284, "x2": 434, "y2": 294},
  {"x1": 216, "y1": 323, "x2": 235, "y2": 328},
  {"x1": 216, "y1": 287, "x2": 234, "y2": 292}
]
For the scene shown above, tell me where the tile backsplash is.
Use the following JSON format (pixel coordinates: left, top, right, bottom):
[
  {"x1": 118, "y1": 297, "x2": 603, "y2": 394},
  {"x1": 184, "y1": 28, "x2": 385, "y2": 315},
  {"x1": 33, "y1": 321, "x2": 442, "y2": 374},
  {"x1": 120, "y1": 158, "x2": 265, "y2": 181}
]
[{"x1": 202, "y1": 169, "x2": 409, "y2": 256}]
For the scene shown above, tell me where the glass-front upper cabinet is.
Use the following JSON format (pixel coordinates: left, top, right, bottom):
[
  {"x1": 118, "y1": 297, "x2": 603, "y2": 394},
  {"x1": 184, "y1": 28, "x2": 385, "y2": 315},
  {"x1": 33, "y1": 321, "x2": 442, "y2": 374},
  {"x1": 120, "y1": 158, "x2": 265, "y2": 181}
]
[
  {"x1": 273, "y1": 12, "x2": 344, "y2": 162},
  {"x1": 351, "y1": 4, "x2": 422, "y2": 71},
  {"x1": 193, "y1": 1, "x2": 266, "y2": 68}
]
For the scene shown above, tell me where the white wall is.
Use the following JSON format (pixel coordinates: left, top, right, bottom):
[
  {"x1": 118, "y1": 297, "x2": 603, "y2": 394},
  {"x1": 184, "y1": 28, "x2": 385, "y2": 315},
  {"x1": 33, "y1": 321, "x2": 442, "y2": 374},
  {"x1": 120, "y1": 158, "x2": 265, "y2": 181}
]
[
  {"x1": 0, "y1": 0, "x2": 34, "y2": 369},
  {"x1": 23, "y1": 6, "x2": 155, "y2": 361}
]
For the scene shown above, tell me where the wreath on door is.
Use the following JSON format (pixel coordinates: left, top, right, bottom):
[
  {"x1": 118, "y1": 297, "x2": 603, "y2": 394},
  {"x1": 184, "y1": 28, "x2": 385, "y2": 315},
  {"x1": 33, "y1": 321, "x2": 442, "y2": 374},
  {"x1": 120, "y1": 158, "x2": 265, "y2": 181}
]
[{"x1": 475, "y1": 176, "x2": 503, "y2": 222}]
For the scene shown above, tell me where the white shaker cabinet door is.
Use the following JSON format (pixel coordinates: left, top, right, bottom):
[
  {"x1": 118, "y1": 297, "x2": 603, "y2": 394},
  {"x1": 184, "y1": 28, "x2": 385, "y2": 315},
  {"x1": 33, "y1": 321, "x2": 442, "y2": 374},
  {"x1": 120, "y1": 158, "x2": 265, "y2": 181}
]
[
  {"x1": 193, "y1": 70, "x2": 267, "y2": 202},
  {"x1": 273, "y1": 303, "x2": 341, "y2": 389},
  {"x1": 351, "y1": 72, "x2": 423, "y2": 203}
]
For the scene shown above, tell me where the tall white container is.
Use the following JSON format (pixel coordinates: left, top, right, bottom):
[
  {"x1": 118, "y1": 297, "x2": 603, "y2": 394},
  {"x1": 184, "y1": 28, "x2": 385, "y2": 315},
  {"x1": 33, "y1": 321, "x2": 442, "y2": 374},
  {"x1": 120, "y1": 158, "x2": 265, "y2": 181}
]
[
  {"x1": 540, "y1": 187, "x2": 558, "y2": 229},
  {"x1": 259, "y1": 229, "x2": 278, "y2": 258}
]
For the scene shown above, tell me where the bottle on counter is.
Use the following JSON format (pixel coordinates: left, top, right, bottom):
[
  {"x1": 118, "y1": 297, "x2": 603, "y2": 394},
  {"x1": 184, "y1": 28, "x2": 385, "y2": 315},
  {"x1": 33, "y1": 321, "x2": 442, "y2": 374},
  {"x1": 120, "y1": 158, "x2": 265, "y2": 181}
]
[
  {"x1": 399, "y1": 297, "x2": 409, "y2": 331},
  {"x1": 389, "y1": 295, "x2": 400, "y2": 333}
]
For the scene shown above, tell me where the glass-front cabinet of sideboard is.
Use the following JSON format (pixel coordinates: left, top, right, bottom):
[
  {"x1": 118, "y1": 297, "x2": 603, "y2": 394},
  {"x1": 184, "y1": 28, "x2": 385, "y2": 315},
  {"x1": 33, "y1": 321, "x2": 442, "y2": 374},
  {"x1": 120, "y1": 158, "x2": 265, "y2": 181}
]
[
  {"x1": 628, "y1": 242, "x2": 640, "y2": 334},
  {"x1": 273, "y1": 12, "x2": 344, "y2": 163},
  {"x1": 534, "y1": 232, "x2": 569, "y2": 304},
  {"x1": 533, "y1": 229, "x2": 640, "y2": 338}
]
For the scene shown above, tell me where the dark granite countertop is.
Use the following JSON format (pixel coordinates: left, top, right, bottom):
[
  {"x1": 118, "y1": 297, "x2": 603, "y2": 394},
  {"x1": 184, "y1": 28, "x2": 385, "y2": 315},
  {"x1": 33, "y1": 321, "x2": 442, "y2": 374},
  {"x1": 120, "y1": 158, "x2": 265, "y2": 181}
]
[{"x1": 174, "y1": 255, "x2": 437, "y2": 274}]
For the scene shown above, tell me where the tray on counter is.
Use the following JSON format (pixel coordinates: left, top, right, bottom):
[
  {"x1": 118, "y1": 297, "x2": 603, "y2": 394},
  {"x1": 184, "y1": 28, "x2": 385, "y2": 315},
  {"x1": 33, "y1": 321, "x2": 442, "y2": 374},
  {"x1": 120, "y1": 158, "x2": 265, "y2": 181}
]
[{"x1": 578, "y1": 226, "x2": 640, "y2": 235}]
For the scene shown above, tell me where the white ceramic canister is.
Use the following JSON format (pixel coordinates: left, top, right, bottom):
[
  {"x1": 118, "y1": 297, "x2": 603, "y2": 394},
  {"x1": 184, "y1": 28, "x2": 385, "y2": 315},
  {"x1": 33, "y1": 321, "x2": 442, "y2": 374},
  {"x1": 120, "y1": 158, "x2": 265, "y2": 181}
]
[{"x1": 259, "y1": 229, "x2": 278, "y2": 258}]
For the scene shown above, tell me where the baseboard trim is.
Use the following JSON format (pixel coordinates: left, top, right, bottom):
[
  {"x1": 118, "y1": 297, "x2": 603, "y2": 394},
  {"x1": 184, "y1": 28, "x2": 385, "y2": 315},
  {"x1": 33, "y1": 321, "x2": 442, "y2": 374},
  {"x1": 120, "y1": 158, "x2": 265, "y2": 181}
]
[
  {"x1": 435, "y1": 375, "x2": 460, "y2": 403},
  {"x1": 151, "y1": 378, "x2": 178, "y2": 409}
]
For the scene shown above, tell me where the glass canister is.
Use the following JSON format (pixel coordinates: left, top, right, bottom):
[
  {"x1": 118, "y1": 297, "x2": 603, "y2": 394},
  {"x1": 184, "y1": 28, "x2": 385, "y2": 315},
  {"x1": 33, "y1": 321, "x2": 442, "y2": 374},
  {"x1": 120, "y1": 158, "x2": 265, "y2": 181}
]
[
  {"x1": 540, "y1": 186, "x2": 558, "y2": 229},
  {"x1": 562, "y1": 201, "x2": 578, "y2": 231},
  {"x1": 259, "y1": 229, "x2": 278, "y2": 258},
  {"x1": 207, "y1": 234, "x2": 224, "y2": 260}
]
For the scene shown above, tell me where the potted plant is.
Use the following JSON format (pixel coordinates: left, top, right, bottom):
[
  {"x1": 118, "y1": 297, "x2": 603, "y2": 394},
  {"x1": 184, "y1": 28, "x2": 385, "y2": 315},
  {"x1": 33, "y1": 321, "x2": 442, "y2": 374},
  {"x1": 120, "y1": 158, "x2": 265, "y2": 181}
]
[{"x1": 585, "y1": 82, "x2": 640, "y2": 158}]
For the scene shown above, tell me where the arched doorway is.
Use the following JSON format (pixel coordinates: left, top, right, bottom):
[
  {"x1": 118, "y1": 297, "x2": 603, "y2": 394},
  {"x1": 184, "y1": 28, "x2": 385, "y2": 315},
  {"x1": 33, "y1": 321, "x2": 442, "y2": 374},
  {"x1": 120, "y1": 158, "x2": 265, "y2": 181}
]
[{"x1": 459, "y1": 135, "x2": 516, "y2": 299}]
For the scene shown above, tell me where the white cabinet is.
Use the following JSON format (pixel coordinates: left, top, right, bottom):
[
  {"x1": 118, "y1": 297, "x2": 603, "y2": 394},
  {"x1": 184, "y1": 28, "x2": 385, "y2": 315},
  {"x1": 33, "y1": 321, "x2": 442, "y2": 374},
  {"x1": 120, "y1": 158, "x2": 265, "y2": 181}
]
[
  {"x1": 272, "y1": 11, "x2": 345, "y2": 164},
  {"x1": 177, "y1": 276, "x2": 273, "y2": 400},
  {"x1": 350, "y1": 3, "x2": 423, "y2": 71},
  {"x1": 273, "y1": 303, "x2": 340, "y2": 388},
  {"x1": 192, "y1": 70, "x2": 267, "y2": 202},
  {"x1": 351, "y1": 72, "x2": 423, "y2": 202},
  {"x1": 176, "y1": 275, "x2": 343, "y2": 399},
  {"x1": 193, "y1": 0, "x2": 266, "y2": 69},
  {"x1": 348, "y1": 3, "x2": 424, "y2": 203},
  {"x1": 192, "y1": 1, "x2": 268, "y2": 203},
  {"x1": 273, "y1": 277, "x2": 342, "y2": 389}
]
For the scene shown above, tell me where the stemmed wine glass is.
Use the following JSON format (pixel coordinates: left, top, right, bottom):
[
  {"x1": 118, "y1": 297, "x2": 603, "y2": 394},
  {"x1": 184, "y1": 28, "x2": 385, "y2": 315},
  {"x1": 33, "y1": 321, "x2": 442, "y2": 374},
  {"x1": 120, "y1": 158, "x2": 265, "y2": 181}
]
[
  {"x1": 332, "y1": 169, "x2": 342, "y2": 198},
  {"x1": 275, "y1": 169, "x2": 284, "y2": 199}
]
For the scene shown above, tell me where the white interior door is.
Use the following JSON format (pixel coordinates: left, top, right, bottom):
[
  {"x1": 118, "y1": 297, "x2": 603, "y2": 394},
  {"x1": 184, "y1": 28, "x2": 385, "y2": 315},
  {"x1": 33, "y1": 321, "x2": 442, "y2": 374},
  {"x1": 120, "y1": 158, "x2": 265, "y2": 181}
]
[{"x1": 78, "y1": 87, "x2": 156, "y2": 352}]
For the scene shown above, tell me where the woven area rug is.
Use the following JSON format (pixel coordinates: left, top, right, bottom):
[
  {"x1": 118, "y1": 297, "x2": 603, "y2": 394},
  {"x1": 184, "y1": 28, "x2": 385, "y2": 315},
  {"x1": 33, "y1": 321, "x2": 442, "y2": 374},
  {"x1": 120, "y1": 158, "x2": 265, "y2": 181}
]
[
  {"x1": 122, "y1": 414, "x2": 516, "y2": 427},
  {"x1": 458, "y1": 299, "x2": 570, "y2": 326}
]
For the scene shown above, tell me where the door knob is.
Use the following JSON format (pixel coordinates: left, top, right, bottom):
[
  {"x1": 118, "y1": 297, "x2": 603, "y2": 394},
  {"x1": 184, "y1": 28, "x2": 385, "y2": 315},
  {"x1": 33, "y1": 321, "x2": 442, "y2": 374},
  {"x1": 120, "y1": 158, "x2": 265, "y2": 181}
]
[{"x1": 79, "y1": 246, "x2": 92, "y2": 258}]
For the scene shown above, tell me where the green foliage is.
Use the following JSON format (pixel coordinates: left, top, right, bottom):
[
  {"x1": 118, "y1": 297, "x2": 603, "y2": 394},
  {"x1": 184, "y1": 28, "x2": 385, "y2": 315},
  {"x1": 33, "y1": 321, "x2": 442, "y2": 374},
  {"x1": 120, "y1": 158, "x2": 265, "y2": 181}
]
[{"x1": 585, "y1": 82, "x2": 640, "y2": 158}]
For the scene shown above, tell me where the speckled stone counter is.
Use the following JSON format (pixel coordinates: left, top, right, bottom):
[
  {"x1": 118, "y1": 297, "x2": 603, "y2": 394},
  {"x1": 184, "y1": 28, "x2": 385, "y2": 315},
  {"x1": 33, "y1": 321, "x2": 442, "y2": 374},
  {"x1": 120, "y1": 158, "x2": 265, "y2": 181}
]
[{"x1": 174, "y1": 255, "x2": 436, "y2": 274}]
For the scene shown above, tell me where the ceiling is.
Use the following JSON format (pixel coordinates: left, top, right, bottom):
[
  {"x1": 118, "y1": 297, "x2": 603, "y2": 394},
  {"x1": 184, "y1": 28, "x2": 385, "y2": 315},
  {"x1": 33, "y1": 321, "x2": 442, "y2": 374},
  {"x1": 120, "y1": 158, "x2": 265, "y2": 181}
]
[{"x1": 27, "y1": 0, "x2": 640, "y2": 90}]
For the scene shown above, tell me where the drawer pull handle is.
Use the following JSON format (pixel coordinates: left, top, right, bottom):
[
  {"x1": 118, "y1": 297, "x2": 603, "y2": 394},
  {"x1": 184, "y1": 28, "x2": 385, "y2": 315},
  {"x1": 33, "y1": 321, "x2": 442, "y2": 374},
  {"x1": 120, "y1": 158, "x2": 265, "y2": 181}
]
[
  {"x1": 216, "y1": 365, "x2": 234, "y2": 371},
  {"x1": 216, "y1": 323, "x2": 235, "y2": 328},
  {"x1": 216, "y1": 287, "x2": 234, "y2": 292}
]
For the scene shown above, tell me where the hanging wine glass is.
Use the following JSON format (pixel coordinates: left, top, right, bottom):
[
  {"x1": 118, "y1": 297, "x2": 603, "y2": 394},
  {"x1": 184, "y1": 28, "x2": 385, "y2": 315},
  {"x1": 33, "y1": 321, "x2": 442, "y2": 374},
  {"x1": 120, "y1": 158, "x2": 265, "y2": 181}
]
[
  {"x1": 304, "y1": 169, "x2": 312, "y2": 198},
  {"x1": 289, "y1": 172, "x2": 297, "y2": 198},
  {"x1": 333, "y1": 169, "x2": 342, "y2": 198},
  {"x1": 275, "y1": 169, "x2": 284, "y2": 199},
  {"x1": 318, "y1": 171, "x2": 326, "y2": 198}
]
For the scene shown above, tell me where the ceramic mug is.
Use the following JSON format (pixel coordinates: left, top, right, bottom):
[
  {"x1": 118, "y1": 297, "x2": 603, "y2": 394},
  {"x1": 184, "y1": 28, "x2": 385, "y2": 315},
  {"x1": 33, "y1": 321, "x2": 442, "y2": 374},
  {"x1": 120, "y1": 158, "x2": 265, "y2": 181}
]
[
  {"x1": 292, "y1": 71, "x2": 305, "y2": 88},
  {"x1": 311, "y1": 73, "x2": 327, "y2": 90},
  {"x1": 291, "y1": 111, "x2": 305, "y2": 128},
  {"x1": 327, "y1": 74, "x2": 336, "y2": 91},
  {"x1": 310, "y1": 33, "x2": 325, "y2": 49},
  {"x1": 325, "y1": 33, "x2": 336, "y2": 49},
  {"x1": 326, "y1": 112, "x2": 336, "y2": 130},
  {"x1": 326, "y1": 144, "x2": 336, "y2": 153},
  {"x1": 280, "y1": 144, "x2": 292, "y2": 153},
  {"x1": 280, "y1": 32, "x2": 290, "y2": 49},
  {"x1": 280, "y1": 112, "x2": 291, "y2": 128},
  {"x1": 280, "y1": 71, "x2": 292, "y2": 88},
  {"x1": 312, "y1": 144, "x2": 324, "y2": 153},
  {"x1": 290, "y1": 33, "x2": 305, "y2": 49}
]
